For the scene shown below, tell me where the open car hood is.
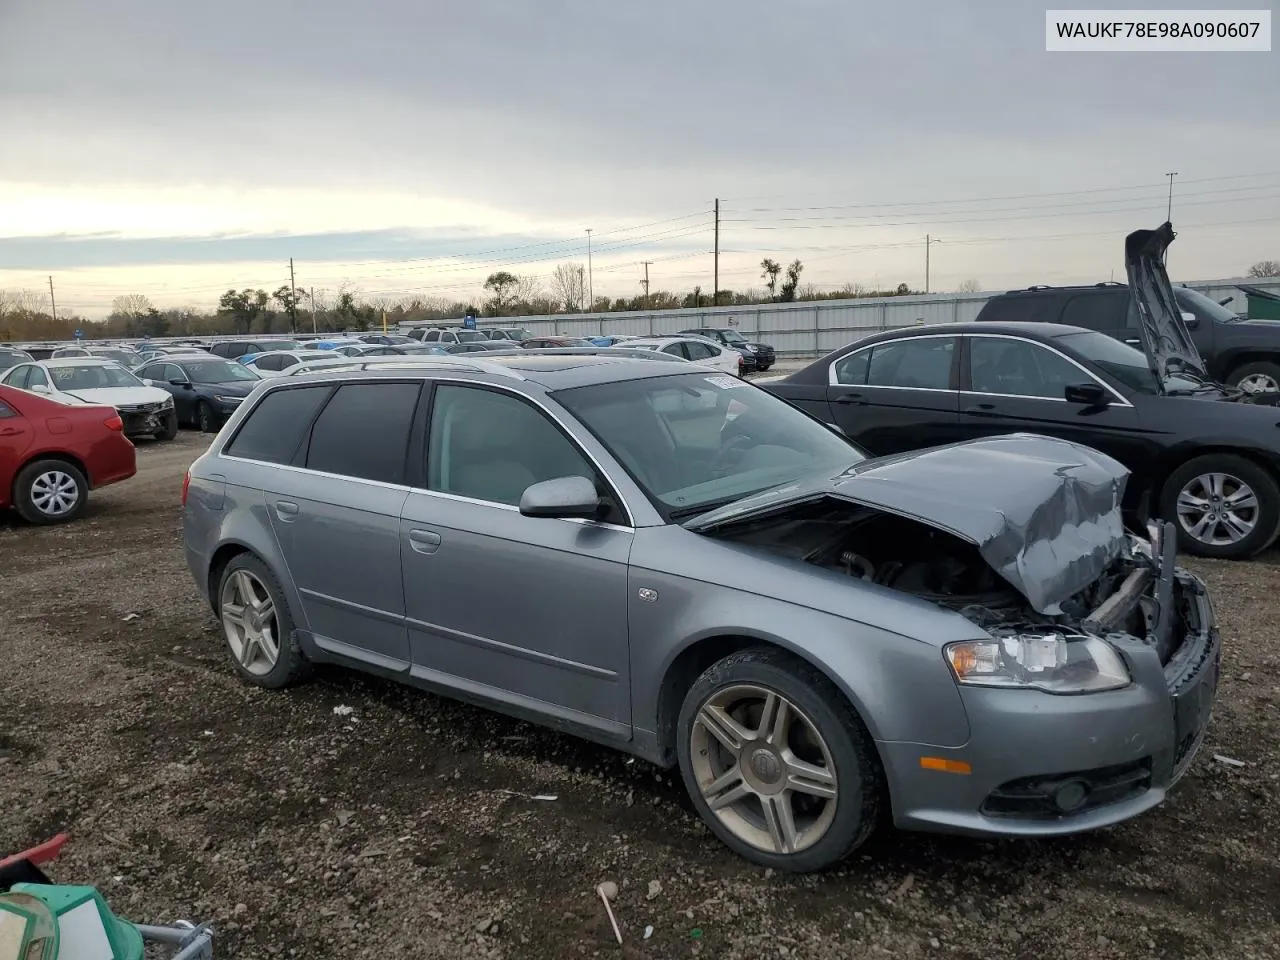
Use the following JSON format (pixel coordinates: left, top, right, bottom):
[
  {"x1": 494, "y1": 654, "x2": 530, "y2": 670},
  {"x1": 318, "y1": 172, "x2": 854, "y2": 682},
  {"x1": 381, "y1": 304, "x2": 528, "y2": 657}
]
[
  {"x1": 686, "y1": 434, "x2": 1130, "y2": 615},
  {"x1": 1125, "y1": 222, "x2": 1209, "y2": 385}
]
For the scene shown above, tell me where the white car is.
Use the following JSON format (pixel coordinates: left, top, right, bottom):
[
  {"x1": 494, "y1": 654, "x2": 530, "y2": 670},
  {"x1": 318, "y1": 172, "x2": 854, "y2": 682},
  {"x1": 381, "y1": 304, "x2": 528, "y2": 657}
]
[
  {"x1": 50, "y1": 345, "x2": 144, "y2": 368},
  {"x1": 1, "y1": 357, "x2": 178, "y2": 440},
  {"x1": 615, "y1": 336, "x2": 744, "y2": 376},
  {"x1": 241, "y1": 349, "x2": 333, "y2": 377}
]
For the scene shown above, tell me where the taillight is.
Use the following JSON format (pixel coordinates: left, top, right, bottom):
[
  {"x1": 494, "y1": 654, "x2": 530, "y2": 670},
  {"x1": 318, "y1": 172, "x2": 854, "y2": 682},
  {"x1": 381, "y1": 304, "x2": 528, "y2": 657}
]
[
  {"x1": 104, "y1": 414, "x2": 124, "y2": 432},
  {"x1": 181, "y1": 470, "x2": 191, "y2": 506}
]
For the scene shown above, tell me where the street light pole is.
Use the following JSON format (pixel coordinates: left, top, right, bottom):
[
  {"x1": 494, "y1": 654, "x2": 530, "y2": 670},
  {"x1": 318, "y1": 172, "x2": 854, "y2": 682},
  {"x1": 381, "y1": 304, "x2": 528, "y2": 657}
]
[
  {"x1": 586, "y1": 229, "x2": 594, "y2": 311},
  {"x1": 924, "y1": 235, "x2": 942, "y2": 294}
]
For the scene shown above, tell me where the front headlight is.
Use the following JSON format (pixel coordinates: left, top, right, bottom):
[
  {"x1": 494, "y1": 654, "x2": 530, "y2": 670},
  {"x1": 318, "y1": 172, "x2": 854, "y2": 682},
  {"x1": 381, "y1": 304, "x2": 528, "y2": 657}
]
[
  {"x1": 160, "y1": 396, "x2": 174, "y2": 409},
  {"x1": 214, "y1": 395, "x2": 243, "y2": 404},
  {"x1": 944, "y1": 633, "x2": 1130, "y2": 694}
]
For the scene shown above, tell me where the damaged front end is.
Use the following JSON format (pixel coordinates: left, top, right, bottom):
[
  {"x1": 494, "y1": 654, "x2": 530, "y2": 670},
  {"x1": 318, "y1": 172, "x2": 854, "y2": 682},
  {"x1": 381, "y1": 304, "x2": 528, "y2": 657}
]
[{"x1": 692, "y1": 434, "x2": 1221, "y2": 819}]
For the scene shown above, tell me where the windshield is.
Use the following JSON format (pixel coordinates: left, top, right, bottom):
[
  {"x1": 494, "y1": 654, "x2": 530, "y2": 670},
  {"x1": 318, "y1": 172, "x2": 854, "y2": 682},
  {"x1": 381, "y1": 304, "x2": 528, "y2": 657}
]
[
  {"x1": 457, "y1": 331, "x2": 487, "y2": 342},
  {"x1": 48, "y1": 363, "x2": 144, "y2": 390},
  {"x1": 1053, "y1": 330, "x2": 1202, "y2": 394},
  {"x1": 721, "y1": 330, "x2": 748, "y2": 344},
  {"x1": 88, "y1": 349, "x2": 141, "y2": 365},
  {"x1": 182, "y1": 359, "x2": 261, "y2": 383},
  {"x1": 258, "y1": 340, "x2": 301, "y2": 352},
  {"x1": 1174, "y1": 286, "x2": 1242, "y2": 324},
  {"x1": 555, "y1": 371, "x2": 865, "y2": 517}
]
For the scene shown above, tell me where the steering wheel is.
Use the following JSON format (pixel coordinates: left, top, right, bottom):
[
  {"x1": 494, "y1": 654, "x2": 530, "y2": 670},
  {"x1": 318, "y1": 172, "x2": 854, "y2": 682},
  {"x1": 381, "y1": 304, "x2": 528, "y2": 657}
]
[{"x1": 709, "y1": 433, "x2": 753, "y2": 476}]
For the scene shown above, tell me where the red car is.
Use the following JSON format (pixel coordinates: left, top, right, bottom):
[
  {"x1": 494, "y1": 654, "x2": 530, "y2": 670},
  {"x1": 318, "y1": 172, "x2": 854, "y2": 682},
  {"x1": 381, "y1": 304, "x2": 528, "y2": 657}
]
[{"x1": 0, "y1": 384, "x2": 137, "y2": 524}]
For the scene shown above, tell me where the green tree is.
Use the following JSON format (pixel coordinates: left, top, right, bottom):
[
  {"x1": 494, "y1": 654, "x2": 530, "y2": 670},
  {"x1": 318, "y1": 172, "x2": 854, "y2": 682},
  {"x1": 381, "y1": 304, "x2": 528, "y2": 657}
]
[
  {"x1": 778, "y1": 259, "x2": 804, "y2": 302},
  {"x1": 272, "y1": 285, "x2": 304, "y2": 331},
  {"x1": 218, "y1": 288, "x2": 269, "y2": 334},
  {"x1": 760, "y1": 258, "x2": 781, "y2": 299},
  {"x1": 483, "y1": 271, "x2": 520, "y2": 316}
]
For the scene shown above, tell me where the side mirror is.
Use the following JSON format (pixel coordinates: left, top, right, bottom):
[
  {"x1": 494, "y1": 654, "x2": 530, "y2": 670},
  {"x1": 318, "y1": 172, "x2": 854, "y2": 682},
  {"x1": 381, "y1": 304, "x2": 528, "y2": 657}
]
[
  {"x1": 1180, "y1": 311, "x2": 1199, "y2": 329},
  {"x1": 1064, "y1": 382, "x2": 1109, "y2": 406},
  {"x1": 29, "y1": 383, "x2": 51, "y2": 394},
  {"x1": 518, "y1": 475, "x2": 601, "y2": 520},
  {"x1": 170, "y1": 378, "x2": 191, "y2": 387},
  {"x1": 826, "y1": 421, "x2": 848, "y2": 437}
]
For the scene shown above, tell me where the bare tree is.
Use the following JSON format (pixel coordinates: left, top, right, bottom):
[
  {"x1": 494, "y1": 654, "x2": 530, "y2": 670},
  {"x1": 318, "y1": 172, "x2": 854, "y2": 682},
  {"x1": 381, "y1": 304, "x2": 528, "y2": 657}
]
[
  {"x1": 1248, "y1": 260, "x2": 1280, "y2": 278},
  {"x1": 957, "y1": 278, "x2": 983, "y2": 293},
  {"x1": 513, "y1": 274, "x2": 543, "y2": 307},
  {"x1": 111, "y1": 294, "x2": 154, "y2": 320},
  {"x1": 551, "y1": 263, "x2": 587, "y2": 312}
]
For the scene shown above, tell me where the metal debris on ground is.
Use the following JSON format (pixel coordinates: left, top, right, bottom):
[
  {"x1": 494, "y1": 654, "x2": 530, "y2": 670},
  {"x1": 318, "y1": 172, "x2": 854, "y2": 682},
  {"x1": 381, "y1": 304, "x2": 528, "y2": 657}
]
[
  {"x1": 1214, "y1": 754, "x2": 1247, "y2": 767},
  {"x1": 332, "y1": 705, "x2": 354, "y2": 717},
  {"x1": 596, "y1": 881, "x2": 622, "y2": 945}
]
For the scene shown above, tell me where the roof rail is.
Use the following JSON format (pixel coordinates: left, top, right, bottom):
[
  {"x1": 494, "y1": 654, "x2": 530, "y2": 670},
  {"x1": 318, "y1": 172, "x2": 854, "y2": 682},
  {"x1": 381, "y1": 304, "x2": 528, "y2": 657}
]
[
  {"x1": 291, "y1": 354, "x2": 528, "y2": 381},
  {"x1": 468, "y1": 346, "x2": 674, "y2": 361}
]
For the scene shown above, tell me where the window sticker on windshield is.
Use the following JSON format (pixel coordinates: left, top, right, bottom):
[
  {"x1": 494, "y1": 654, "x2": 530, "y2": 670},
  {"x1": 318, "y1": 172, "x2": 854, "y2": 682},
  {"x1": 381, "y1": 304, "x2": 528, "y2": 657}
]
[{"x1": 703, "y1": 375, "x2": 742, "y2": 390}]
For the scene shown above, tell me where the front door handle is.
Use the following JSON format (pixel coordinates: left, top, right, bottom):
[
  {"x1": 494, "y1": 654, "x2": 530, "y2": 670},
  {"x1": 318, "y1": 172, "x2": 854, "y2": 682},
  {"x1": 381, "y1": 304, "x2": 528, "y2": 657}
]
[
  {"x1": 964, "y1": 402, "x2": 998, "y2": 412},
  {"x1": 830, "y1": 394, "x2": 865, "y2": 405},
  {"x1": 1124, "y1": 338, "x2": 1141, "y2": 346},
  {"x1": 409, "y1": 529, "x2": 442, "y2": 555},
  {"x1": 274, "y1": 500, "x2": 299, "y2": 521}
]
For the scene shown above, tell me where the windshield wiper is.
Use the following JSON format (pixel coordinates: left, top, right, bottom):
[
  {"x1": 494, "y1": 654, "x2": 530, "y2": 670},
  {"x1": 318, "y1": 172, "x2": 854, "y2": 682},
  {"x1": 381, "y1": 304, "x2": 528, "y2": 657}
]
[{"x1": 669, "y1": 495, "x2": 756, "y2": 522}]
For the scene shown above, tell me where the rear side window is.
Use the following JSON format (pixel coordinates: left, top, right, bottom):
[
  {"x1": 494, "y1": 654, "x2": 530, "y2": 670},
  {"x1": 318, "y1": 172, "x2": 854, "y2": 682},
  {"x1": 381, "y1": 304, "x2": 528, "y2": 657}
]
[
  {"x1": 866, "y1": 337, "x2": 956, "y2": 389},
  {"x1": 254, "y1": 355, "x2": 283, "y2": 371},
  {"x1": 0, "y1": 400, "x2": 14, "y2": 418},
  {"x1": 1061, "y1": 293, "x2": 1127, "y2": 332},
  {"x1": 304, "y1": 382, "x2": 421, "y2": 484},
  {"x1": 423, "y1": 330, "x2": 440, "y2": 342},
  {"x1": 977, "y1": 293, "x2": 1060, "y2": 324},
  {"x1": 225, "y1": 386, "x2": 331, "y2": 464}
]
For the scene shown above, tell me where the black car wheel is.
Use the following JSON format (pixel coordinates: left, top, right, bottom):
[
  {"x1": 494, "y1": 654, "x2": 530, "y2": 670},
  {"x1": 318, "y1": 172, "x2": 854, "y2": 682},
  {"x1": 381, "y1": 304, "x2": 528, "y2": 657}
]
[
  {"x1": 13, "y1": 459, "x2": 88, "y2": 525},
  {"x1": 195, "y1": 401, "x2": 216, "y2": 433},
  {"x1": 676, "y1": 647, "x2": 882, "y2": 872},
  {"x1": 154, "y1": 410, "x2": 179, "y2": 441},
  {"x1": 1160, "y1": 453, "x2": 1280, "y2": 559},
  {"x1": 1226, "y1": 360, "x2": 1280, "y2": 396}
]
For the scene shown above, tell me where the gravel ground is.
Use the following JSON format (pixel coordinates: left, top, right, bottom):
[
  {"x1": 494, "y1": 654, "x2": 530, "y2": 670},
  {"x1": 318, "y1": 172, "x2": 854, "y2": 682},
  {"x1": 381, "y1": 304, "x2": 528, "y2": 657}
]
[{"x1": 2, "y1": 431, "x2": 1278, "y2": 960}]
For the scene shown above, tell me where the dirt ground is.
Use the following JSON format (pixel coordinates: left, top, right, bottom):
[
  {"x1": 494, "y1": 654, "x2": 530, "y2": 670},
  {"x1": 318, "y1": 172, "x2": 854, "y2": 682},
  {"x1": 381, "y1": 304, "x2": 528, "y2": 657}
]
[{"x1": 2, "y1": 431, "x2": 1278, "y2": 960}]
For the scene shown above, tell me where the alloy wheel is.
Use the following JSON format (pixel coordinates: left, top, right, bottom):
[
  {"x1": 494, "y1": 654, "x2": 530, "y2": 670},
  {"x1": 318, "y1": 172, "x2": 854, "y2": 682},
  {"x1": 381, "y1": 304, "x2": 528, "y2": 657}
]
[
  {"x1": 1176, "y1": 472, "x2": 1259, "y2": 546},
  {"x1": 220, "y1": 569, "x2": 281, "y2": 676},
  {"x1": 1238, "y1": 372, "x2": 1279, "y2": 395},
  {"x1": 30, "y1": 470, "x2": 80, "y2": 517},
  {"x1": 689, "y1": 684, "x2": 838, "y2": 856}
]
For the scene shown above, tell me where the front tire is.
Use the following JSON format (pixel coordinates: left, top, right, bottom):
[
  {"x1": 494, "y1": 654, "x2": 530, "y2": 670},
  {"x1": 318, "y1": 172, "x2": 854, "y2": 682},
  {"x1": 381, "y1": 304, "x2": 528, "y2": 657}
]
[
  {"x1": 195, "y1": 401, "x2": 216, "y2": 434},
  {"x1": 1226, "y1": 360, "x2": 1280, "y2": 396},
  {"x1": 154, "y1": 410, "x2": 179, "y2": 441},
  {"x1": 13, "y1": 459, "x2": 88, "y2": 525},
  {"x1": 1159, "y1": 453, "x2": 1280, "y2": 559},
  {"x1": 215, "y1": 554, "x2": 311, "y2": 688},
  {"x1": 676, "y1": 647, "x2": 882, "y2": 872}
]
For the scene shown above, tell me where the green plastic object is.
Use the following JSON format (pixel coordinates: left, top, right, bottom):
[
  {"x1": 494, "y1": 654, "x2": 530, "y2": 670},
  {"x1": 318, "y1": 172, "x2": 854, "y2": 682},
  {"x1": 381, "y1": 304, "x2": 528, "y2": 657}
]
[
  {"x1": 0, "y1": 891, "x2": 59, "y2": 960},
  {"x1": 7, "y1": 885, "x2": 142, "y2": 960}
]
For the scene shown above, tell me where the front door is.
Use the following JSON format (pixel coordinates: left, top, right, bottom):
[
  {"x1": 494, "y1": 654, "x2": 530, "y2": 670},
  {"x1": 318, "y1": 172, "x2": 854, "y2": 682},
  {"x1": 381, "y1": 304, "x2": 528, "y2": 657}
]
[
  {"x1": 957, "y1": 334, "x2": 1148, "y2": 467},
  {"x1": 400, "y1": 382, "x2": 633, "y2": 736},
  {"x1": 824, "y1": 334, "x2": 962, "y2": 455}
]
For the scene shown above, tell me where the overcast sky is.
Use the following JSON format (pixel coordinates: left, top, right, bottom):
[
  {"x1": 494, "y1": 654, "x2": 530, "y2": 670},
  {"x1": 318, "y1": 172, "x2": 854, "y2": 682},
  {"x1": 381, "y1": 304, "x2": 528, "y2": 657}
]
[{"x1": 1, "y1": 0, "x2": 1277, "y2": 317}]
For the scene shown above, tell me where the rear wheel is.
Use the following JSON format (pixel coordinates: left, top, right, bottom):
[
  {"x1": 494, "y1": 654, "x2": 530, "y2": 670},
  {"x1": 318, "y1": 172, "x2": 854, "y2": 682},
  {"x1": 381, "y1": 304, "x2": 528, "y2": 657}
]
[
  {"x1": 1226, "y1": 360, "x2": 1280, "y2": 396},
  {"x1": 676, "y1": 647, "x2": 882, "y2": 872},
  {"x1": 216, "y1": 554, "x2": 311, "y2": 688},
  {"x1": 1160, "y1": 453, "x2": 1280, "y2": 559},
  {"x1": 13, "y1": 459, "x2": 88, "y2": 525}
]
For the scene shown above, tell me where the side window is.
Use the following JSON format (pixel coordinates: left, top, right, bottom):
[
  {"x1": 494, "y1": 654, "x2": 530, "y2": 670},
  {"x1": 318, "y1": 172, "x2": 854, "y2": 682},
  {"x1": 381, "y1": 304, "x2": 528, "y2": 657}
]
[
  {"x1": 3, "y1": 366, "x2": 29, "y2": 388},
  {"x1": 225, "y1": 386, "x2": 331, "y2": 463},
  {"x1": 279, "y1": 355, "x2": 299, "y2": 368},
  {"x1": 1061, "y1": 293, "x2": 1127, "y2": 332},
  {"x1": 255, "y1": 355, "x2": 283, "y2": 372},
  {"x1": 138, "y1": 364, "x2": 161, "y2": 380},
  {"x1": 865, "y1": 337, "x2": 955, "y2": 390},
  {"x1": 305, "y1": 382, "x2": 421, "y2": 484},
  {"x1": 1123, "y1": 298, "x2": 1140, "y2": 330},
  {"x1": 164, "y1": 363, "x2": 186, "y2": 381},
  {"x1": 661, "y1": 343, "x2": 685, "y2": 358},
  {"x1": 832, "y1": 349, "x2": 870, "y2": 385},
  {"x1": 685, "y1": 341, "x2": 716, "y2": 360},
  {"x1": 0, "y1": 400, "x2": 14, "y2": 418},
  {"x1": 27, "y1": 367, "x2": 49, "y2": 389},
  {"x1": 428, "y1": 385, "x2": 597, "y2": 507},
  {"x1": 211, "y1": 343, "x2": 233, "y2": 358},
  {"x1": 424, "y1": 330, "x2": 440, "y2": 342},
  {"x1": 969, "y1": 338, "x2": 1088, "y2": 400}
]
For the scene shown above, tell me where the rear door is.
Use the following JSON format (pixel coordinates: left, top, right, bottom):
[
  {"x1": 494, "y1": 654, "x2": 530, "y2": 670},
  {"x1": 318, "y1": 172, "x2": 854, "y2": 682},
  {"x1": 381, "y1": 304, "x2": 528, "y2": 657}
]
[
  {"x1": 265, "y1": 381, "x2": 422, "y2": 670},
  {"x1": 0, "y1": 396, "x2": 34, "y2": 490},
  {"x1": 824, "y1": 334, "x2": 962, "y2": 455},
  {"x1": 958, "y1": 333, "x2": 1146, "y2": 465}
]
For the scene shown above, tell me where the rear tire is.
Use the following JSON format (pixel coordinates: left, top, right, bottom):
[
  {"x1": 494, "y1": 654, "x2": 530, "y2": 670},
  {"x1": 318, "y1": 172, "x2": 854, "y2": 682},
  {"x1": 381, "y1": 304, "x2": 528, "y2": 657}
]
[
  {"x1": 215, "y1": 554, "x2": 312, "y2": 689},
  {"x1": 676, "y1": 647, "x2": 882, "y2": 872},
  {"x1": 154, "y1": 410, "x2": 179, "y2": 441},
  {"x1": 13, "y1": 459, "x2": 88, "y2": 525},
  {"x1": 1159, "y1": 453, "x2": 1280, "y2": 559},
  {"x1": 1225, "y1": 360, "x2": 1280, "y2": 396}
]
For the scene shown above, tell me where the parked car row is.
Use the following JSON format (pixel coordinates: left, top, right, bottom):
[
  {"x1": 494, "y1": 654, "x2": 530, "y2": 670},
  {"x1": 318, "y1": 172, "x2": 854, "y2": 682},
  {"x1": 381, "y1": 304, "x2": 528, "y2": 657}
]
[{"x1": 182, "y1": 316, "x2": 1220, "y2": 873}]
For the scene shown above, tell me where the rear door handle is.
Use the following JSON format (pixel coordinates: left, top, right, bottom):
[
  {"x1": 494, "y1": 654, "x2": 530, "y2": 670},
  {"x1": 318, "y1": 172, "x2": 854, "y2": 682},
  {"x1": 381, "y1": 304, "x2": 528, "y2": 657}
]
[
  {"x1": 964, "y1": 402, "x2": 998, "y2": 412},
  {"x1": 0, "y1": 426, "x2": 23, "y2": 437},
  {"x1": 830, "y1": 394, "x2": 865, "y2": 405},
  {"x1": 1124, "y1": 339, "x2": 1141, "y2": 345},
  {"x1": 274, "y1": 500, "x2": 299, "y2": 521},
  {"x1": 409, "y1": 529, "x2": 442, "y2": 555}
]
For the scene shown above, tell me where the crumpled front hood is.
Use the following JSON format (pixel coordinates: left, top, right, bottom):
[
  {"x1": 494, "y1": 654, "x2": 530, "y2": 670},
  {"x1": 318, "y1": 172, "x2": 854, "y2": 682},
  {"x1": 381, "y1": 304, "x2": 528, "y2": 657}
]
[
  {"x1": 64, "y1": 385, "x2": 171, "y2": 407},
  {"x1": 1125, "y1": 222, "x2": 1209, "y2": 384},
  {"x1": 687, "y1": 433, "x2": 1130, "y2": 615}
]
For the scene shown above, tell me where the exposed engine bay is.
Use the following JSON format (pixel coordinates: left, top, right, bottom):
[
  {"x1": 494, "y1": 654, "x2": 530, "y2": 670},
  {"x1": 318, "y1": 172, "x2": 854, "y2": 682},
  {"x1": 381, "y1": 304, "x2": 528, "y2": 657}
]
[{"x1": 710, "y1": 499, "x2": 1170, "y2": 647}]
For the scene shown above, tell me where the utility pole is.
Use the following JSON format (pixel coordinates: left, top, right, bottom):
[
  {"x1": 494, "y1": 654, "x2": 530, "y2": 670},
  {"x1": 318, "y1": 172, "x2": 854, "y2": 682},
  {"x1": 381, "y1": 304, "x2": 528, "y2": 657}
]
[
  {"x1": 713, "y1": 198, "x2": 720, "y2": 306},
  {"x1": 585, "y1": 229, "x2": 594, "y2": 311},
  {"x1": 288, "y1": 258, "x2": 298, "y2": 332},
  {"x1": 1165, "y1": 172, "x2": 1178, "y2": 221},
  {"x1": 310, "y1": 286, "x2": 317, "y2": 333},
  {"x1": 641, "y1": 260, "x2": 653, "y2": 307},
  {"x1": 924, "y1": 235, "x2": 941, "y2": 294},
  {"x1": 47, "y1": 276, "x2": 57, "y2": 321}
]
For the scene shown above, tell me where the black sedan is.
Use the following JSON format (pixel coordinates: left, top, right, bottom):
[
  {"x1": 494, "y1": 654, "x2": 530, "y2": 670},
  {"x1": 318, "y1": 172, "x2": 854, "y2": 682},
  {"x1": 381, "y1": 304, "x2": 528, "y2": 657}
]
[
  {"x1": 763, "y1": 320, "x2": 1280, "y2": 559},
  {"x1": 136, "y1": 356, "x2": 263, "y2": 433}
]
